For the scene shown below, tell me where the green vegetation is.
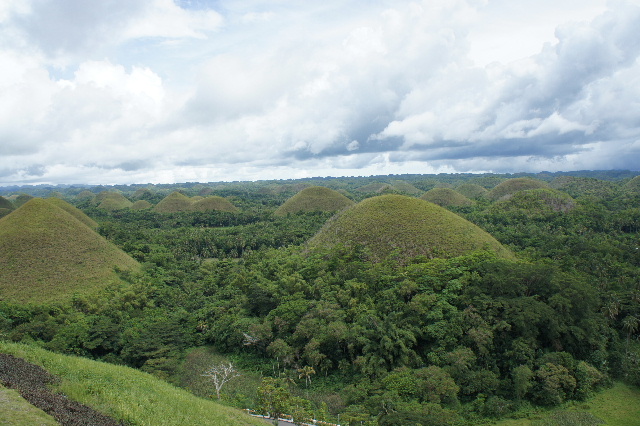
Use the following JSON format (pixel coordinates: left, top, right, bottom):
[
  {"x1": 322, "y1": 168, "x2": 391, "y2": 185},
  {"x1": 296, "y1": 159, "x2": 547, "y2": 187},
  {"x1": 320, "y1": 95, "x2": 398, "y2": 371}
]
[
  {"x1": 191, "y1": 196, "x2": 239, "y2": 213},
  {"x1": 487, "y1": 177, "x2": 549, "y2": 201},
  {"x1": 488, "y1": 189, "x2": 576, "y2": 218},
  {"x1": 0, "y1": 342, "x2": 265, "y2": 426},
  {"x1": 0, "y1": 196, "x2": 13, "y2": 211},
  {"x1": 46, "y1": 197, "x2": 99, "y2": 228},
  {"x1": 0, "y1": 198, "x2": 139, "y2": 303},
  {"x1": 0, "y1": 385, "x2": 59, "y2": 426},
  {"x1": 456, "y1": 183, "x2": 488, "y2": 199},
  {"x1": 274, "y1": 186, "x2": 355, "y2": 216},
  {"x1": 421, "y1": 187, "x2": 475, "y2": 207},
  {"x1": 131, "y1": 200, "x2": 153, "y2": 210},
  {"x1": 308, "y1": 194, "x2": 512, "y2": 262},
  {"x1": 153, "y1": 191, "x2": 194, "y2": 213},
  {"x1": 1, "y1": 170, "x2": 639, "y2": 426},
  {"x1": 98, "y1": 192, "x2": 134, "y2": 211}
]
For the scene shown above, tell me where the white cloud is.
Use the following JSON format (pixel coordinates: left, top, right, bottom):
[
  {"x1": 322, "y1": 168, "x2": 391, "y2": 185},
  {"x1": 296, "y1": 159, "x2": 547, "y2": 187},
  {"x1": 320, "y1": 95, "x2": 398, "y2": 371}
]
[{"x1": 1, "y1": 0, "x2": 639, "y2": 186}]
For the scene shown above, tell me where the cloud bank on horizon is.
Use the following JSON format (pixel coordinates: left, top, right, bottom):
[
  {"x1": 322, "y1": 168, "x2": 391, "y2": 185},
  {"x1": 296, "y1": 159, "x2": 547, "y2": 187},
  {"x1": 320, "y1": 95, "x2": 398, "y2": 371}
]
[{"x1": 0, "y1": 0, "x2": 638, "y2": 185}]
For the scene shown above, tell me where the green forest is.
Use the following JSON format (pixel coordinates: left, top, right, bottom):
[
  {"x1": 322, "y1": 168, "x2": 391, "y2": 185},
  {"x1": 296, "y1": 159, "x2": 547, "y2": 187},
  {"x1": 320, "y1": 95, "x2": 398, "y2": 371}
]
[{"x1": 1, "y1": 171, "x2": 639, "y2": 426}]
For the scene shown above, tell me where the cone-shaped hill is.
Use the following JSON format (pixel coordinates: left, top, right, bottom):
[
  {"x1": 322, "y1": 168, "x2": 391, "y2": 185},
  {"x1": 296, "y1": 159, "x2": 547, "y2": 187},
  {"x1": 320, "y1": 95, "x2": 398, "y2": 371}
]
[
  {"x1": 191, "y1": 196, "x2": 239, "y2": 212},
  {"x1": 45, "y1": 197, "x2": 99, "y2": 228},
  {"x1": 455, "y1": 183, "x2": 488, "y2": 199},
  {"x1": 0, "y1": 199, "x2": 139, "y2": 304},
  {"x1": 421, "y1": 188, "x2": 475, "y2": 207},
  {"x1": 624, "y1": 175, "x2": 640, "y2": 193},
  {"x1": 274, "y1": 186, "x2": 355, "y2": 216},
  {"x1": 97, "y1": 193, "x2": 133, "y2": 211},
  {"x1": 550, "y1": 176, "x2": 619, "y2": 199},
  {"x1": 489, "y1": 188, "x2": 576, "y2": 217},
  {"x1": 307, "y1": 194, "x2": 512, "y2": 263},
  {"x1": 131, "y1": 200, "x2": 153, "y2": 210},
  {"x1": 0, "y1": 196, "x2": 15, "y2": 211},
  {"x1": 153, "y1": 191, "x2": 193, "y2": 213},
  {"x1": 487, "y1": 177, "x2": 549, "y2": 201}
]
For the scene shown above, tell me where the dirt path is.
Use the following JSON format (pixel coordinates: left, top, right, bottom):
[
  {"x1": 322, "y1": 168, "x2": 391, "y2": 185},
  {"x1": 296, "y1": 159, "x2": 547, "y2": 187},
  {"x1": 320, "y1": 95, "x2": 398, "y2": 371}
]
[{"x1": 0, "y1": 353, "x2": 124, "y2": 426}]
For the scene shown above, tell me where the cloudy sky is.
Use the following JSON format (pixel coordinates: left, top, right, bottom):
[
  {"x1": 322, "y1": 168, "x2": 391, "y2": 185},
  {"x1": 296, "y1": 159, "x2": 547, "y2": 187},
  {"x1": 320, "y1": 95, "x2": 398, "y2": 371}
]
[{"x1": 1, "y1": 0, "x2": 639, "y2": 185}]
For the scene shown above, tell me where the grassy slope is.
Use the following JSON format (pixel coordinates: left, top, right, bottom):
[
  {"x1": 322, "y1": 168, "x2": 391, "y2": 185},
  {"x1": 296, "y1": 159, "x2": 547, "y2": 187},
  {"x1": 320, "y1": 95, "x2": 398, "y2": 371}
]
[
  {"x1": 45, "y1": 197, "x2": 99, "y2": 228},
  {"x1": 0, "y1": 385, "x2": 58, "y2": 426},
  {"x1": 274, "y1": 186, "x2": 355, "y2": 216},
  {"x1": 489, "y1": 189, "x2": 576, "y2": 217},
  {"x1": 487, "y1": 178, "x2": 549, "y2": 201},
  {"x1": 98, "y1": 193, "x2": 133, "y2": 211},
  {"x1": 0, "y1": 198, "x2": 139, "y2": 304},
  {"x1": 0, "y1": 342, "x2": 265, "y2": 426},
  {"x1": 421, "y1": 188, "x2": 475, "y2": 207},
  {"x1": 493, "y1": 382, "x2": 640, "y2": 426},
  {"x1": 455, "y1": 183, "x2": 488, "y2": 199},
  {"x1": 308, "y1": 194, "x2": 512, "y2": 262},
  {"x1": 191, "y1": 196, "x2": 239, "y2": 213},
  {"x1": 153, "y1": 192, "x2": 193, "y2": 213}
]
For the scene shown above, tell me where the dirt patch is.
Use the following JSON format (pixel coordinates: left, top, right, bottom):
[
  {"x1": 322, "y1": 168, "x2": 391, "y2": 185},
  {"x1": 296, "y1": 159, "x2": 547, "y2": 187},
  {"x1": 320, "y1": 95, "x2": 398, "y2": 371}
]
[{"x1": 0, "y1": 353, "x2": 125, "y2": 426}]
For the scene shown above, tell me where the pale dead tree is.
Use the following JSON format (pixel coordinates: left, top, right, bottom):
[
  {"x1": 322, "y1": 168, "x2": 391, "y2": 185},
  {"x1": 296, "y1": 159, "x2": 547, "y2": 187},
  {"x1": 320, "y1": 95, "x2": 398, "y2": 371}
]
[{"x1": 202, "y1": 362, "x2": 241, "y2": 399}]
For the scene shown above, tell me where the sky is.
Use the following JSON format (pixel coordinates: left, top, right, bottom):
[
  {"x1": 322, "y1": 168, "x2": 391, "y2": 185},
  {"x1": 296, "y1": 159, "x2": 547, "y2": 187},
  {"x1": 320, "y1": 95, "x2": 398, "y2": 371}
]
[{"x1": 1, "y1": 0, "x2": 639, "y2": 186}]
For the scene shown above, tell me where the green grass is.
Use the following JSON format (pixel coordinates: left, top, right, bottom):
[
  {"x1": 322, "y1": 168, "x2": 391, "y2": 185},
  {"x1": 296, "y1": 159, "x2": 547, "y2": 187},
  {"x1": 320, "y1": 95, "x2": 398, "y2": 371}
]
[
  {"x1": 307, "y1": 194, "x2": 513, "y2": 263},
  {"x1": 390, "y1": 180, "x2": 423, "y2": 194},
  {"x1": 274, "y1": 186, "x2": 354, "y2": 216},
  {"x1": 0, "y1": 342, "x2": 267, "y2": 426},
  {"x1": 191, "y1": 196, "x2": 239, "y2": 213},
  {"x1": 0, "y1": 385, "x2": 58, "y2": 426},
  {"x1": 487, "y1": 178, "x2": 549, "y2": 201},
  {"x1": 0, "y1": 198, "x2": 140, "y2": 304},
  {"x1": 421, "y1": 188, "x2": 475, "y2": 207},
  {"x1": 0, "y1": 196, "x2": 13, "y2": 211},
  {"x1": 492, "y1": 382, "x2": 640, "y2": 426},
  {"x1": 45, "y1": 197, "x2": 99, "y2": 228},
  {"x1": 455, "y1": 183, "x2": 488, "y2": 199},
  {"x1": 153, "y1": 191, "x2": 194, "y2": 213},
  {"x1": 489, "y1": 189, "x2": 576, "y2": 217},
  {"x1": 131, "y1": 200, "x2": 153, "y2": 210},
  {"x1": 97, "y1": 193, "x2": 133, "y2": 211}
]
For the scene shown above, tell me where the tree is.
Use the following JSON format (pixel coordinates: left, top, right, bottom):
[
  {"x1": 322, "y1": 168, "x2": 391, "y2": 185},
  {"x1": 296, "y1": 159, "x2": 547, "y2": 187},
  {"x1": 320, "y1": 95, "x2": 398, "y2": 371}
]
[
  {"x1": 297, "y1": 365, "x2": 316, "y2": 388},
  {"x1": 201, "y1": 362, "x2": 240, "y2": 399},
  {"x1": 258, "y1": 377, "x2": 292, "y2": 423}
]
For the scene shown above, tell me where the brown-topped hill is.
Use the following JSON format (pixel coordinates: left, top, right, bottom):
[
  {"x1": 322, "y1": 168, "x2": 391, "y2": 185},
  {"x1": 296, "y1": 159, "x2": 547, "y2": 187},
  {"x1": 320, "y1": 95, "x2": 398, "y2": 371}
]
[
  {"x1": 274, "y1": 186, "x2": 354, "y2": 216},
  {"x1": 0, "y1": 199, "x2": 139, "y2": 304},
  {"x1": 307, "y1": 194, "x2": 512, "y2": 263},
  {"x1": 421, "y1": 188, "x2": 475, "y2": 207},
  {"x1": 487, "y1": 177, "x2": 549, "y2": 201}
]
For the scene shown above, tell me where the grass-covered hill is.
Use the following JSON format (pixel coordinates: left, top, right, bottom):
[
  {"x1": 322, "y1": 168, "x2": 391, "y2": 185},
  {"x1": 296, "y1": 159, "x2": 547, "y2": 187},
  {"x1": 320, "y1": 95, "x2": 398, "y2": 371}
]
[
  {"x1": 0, "y1": 195, "x2": 13, "y2": 211},
  {"x1": 97, "y1": 192, "x2": 134, "y2": 211},
  {"x1": 274, "y1": 186, "x2": 355, "y2": 216},
  {"x1": 389, "y1": 180, "x2": 423, "y2": 194},
  {"x1": 153, "y1": 191, "x2": 194, "y2": 213},
  {"x1": 487, "y1": 177, "x2": 549, "y2": 201},
  {"x1": 307, "y1": 194, "x2": 512, "y2": 262},
  {"x1": 489, "y1": 188, "x2": 577, "y2": 217},
  {"x1": 420, "y1": 187, "x2": 475, "y2": 207},
  {"x1": 0, "y1": 198, "x2": 140, "y2": 304},
  {"x1": 131, "y1": 200, "x2": 153, "y2": 210},
  {"x1": 45, "y1": 197, "x2": 99, "y2": 228},
  {"x1": 550, "y1": 176, "x2": 620, "y2": 199},
  {"x1": 455, "y1": 183, "x2": 488, "y2": 199},
  {"x1": 0, "y1": 342, "x2": 265, "y2": 426},
  {"x1": 624, "y1": 175, "x2": 640, "y2": 193},
  {"x1": 191, "y1": 196, "x2": 239, "y2": 213}
]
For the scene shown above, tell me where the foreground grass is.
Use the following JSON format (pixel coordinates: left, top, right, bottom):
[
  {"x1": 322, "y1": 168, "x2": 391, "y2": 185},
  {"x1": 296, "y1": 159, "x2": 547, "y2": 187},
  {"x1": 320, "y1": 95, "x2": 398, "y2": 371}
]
[
  {"x1": 0, "y1": 342, "x2": 265, "y2": 426},
  {"x1": 0, "y1": 385, "x2": 58, "y2": 426},
  {"x1": 493, "y1": 382, "x2": 640, "y2": 426}
]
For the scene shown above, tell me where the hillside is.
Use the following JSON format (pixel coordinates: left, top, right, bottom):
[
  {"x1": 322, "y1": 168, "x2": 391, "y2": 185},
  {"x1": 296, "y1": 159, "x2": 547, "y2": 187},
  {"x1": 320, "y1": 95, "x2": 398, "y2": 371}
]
[
  {"x1": 274, "y1": 186, "x2": 355, "y2": 216},
  {"x1": 420, "y1": 188, "x2": 475, "y2": 207},
  {"x1": 455, "y1": 183, "x2": 488, "y2": 199},
  {"x1": 307, "y1": 194, "x2": 512, "y2": 262},
  {"x1": 154, "y1": 191, "x2": 193, "y2": 213},
  {"x1": 97, "y1": 192, "x2": 133, "y2": 211},
  {"x1": 487, "y1": 177, "x2": 549, "y2": 201},
  {"x1": 0, "y1": 198, "x2": 139, "y2": 303},
  {"x1": 45, "y1": 197, "x2": 99, "y2": 228},
  {"x1": 0, "y1": 342, "x2": 265, "y2": 426},
  {"x1": 191, "y1": 196, "x2": 239, "y2": 213},
  {"x1": 489, "y1": 188, "x2": 576, "y2": 217}
]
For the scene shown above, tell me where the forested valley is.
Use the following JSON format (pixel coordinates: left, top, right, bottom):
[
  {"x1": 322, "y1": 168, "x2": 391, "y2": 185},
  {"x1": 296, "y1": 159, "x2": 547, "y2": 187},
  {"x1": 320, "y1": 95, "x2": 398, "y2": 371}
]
[{"x1": 1, "y1": 171, "x2": 639, "y2": 426}]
